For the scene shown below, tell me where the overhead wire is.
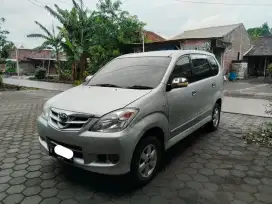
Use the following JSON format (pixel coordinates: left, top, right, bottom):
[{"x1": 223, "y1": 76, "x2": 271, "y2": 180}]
[
  {"x1": 27, "y1": 0, "x2": 44, "y2": 8},
  {"x1": 174, "y1": 0, "x2": 272, "y2": 7}
]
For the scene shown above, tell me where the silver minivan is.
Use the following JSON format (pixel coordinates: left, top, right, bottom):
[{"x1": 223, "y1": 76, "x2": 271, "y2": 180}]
[{"x1": 37, "y1": 50, "x2": 223, "y2": 185}]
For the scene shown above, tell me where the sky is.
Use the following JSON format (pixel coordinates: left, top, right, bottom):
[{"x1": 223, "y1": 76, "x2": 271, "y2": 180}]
[{"x1": 1, "y1": 0, "x2": 272, "y2": 48}]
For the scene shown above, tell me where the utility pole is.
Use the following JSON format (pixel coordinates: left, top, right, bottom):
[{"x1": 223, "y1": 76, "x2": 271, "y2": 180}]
[
  {"x1": 142, "y1": 30, "x2": 145, "y2": 52},
  {"x1": 15, "y1": 46, "x2": 19, "y2": 76},
  {"x1": 239, "y1": 25, "x2": 243, "y2": 60}
]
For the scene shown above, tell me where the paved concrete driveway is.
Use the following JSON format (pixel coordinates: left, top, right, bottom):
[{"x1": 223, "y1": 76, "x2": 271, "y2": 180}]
[
  {"x1": 2, "y1": 78, "x2": 72, "y2": 91},
  {"x1": 0, "y1": 90, "x2": 272, "y2": 204},
  {"x1": 224, "y1": 80, "x2": 272, "y2": 100}
]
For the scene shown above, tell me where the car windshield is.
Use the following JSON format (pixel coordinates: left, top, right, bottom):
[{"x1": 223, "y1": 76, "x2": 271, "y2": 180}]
[{"x1": 86, "y1": 56, "x2": 171, "y2": 89}]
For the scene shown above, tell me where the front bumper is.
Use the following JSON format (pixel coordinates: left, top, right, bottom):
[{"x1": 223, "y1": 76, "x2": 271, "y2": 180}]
[{"x1": 37, "y1": 116, "x2": 139, "y2": 175}]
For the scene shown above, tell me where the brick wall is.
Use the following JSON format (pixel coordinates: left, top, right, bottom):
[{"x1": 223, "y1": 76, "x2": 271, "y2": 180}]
[{"x1": 223, "y1": 25, "x2": 251, "y2": 73}]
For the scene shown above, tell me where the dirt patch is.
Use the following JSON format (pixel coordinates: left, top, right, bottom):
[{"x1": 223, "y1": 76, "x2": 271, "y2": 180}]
[{"x1": 244, "y1": 122, "x2": 272, "y2": 147}]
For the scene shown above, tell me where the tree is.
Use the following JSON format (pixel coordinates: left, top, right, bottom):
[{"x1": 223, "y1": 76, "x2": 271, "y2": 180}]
[
  {"x1": 0, "y1": 18, "x2": 13, "y2": 62},
  {"x1": 44, "y1": 0, "x2": 145, "y2": 80},
  {"x1": 247, "y1": 22, "x2": 272, "y2": 40},
  {"x1": 88, "y1": 0, "x2": 145, "y2": 73},
  {"x1": 27, "y1": 21, "x2": 62, "y2": 75}
]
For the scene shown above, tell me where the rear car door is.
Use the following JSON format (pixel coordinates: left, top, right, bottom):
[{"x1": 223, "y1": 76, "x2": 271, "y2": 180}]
[
  {"x1": 206, "y1": 55, "x2": 221, "y2": 107},
  {"x1": 190, "y1": 54, "x2": 214, "y2": 118}
]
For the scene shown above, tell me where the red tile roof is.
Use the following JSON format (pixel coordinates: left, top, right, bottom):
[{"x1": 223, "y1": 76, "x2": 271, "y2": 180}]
[
  {"x1": 9, "y1": 49, "x2": 65, "y2": 61},
  {"x1": 144, "y1": 31, "x2": 165, "y2": 42}
]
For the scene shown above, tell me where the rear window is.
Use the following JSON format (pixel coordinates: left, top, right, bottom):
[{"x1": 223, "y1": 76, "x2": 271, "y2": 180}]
[{"x1": 87, "y1": 56, "x2": 172, "y2": 88}]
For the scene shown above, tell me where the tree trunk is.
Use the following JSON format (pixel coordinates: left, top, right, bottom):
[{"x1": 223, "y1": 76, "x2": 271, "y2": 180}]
[
  {"x1": 55, "y1": 48, "x2": 61, "y2": 80},
  {"x1": 72, "y1": 63, "x2": 75, "y2": 81},
  {"x1": 79, "y1": 54, "x2": 87, "y2": 80}
]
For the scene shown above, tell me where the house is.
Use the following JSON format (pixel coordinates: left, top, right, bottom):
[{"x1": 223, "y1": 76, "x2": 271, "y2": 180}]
[
  {"x1": 124, "y1": 24, "x2": 251, "y2": 74},
  {"x1": 243, "y1": 36, "x2": 272, "y2": 77},
  {"x1": 2, "y1": 48, "x2": 66, "y2": 75},
  {"x1": 170, "y1": 23, "x2": 251, "y2": 73}
]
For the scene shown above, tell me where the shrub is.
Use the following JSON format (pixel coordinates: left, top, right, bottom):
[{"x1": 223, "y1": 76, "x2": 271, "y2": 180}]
[
  {"x1": 5, "y1": 66, "x2": 16, "y2": 74},
  {"x1": 73, "y1": 80, "x2": 83, "y2": 87},
  {"x1": 35, "y1": 68, "x2": 47, "y2": 80}
]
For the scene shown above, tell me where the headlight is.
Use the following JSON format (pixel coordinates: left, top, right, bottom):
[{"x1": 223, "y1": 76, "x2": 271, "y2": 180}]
[
  {"x1": 41, "y1": 102, "x2": 50, "y2": 120},
  {"x1": 91, "y1": 108, "x2": 139, "y2": 132}
]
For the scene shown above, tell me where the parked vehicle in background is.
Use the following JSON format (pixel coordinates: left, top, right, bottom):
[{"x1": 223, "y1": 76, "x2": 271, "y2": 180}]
[{"x1": 37, "y1": 50, "x2": 224, "y2": 185}]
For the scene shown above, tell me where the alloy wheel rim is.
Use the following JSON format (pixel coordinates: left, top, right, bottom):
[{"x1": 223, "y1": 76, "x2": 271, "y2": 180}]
[
  {"x1": 213, "y1": 108, "x2": 219, "y2": 127},
  {"x1": 138, "y1": 144, "x2": 157, "y2": 178}
]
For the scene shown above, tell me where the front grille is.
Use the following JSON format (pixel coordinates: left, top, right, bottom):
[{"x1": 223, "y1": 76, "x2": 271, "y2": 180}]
[
  {"x1": 48, "y1": 138, "x2": 83, "y2": 159},
  {"x1": 49, "y1": 108, "x2": 91, "y2": 131}
]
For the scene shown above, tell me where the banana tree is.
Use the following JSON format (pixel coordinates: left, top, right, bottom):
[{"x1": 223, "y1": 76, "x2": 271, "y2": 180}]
[{"x1": 45, "y1": 0, "x2": 95, "y2": 80}]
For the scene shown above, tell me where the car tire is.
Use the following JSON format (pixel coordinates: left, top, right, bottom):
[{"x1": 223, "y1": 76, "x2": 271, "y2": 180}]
[
  {"x1": 130, "y1": 136, "x2": 162, "y2": 186},
  {"x1": 206, "y1": 102, "x2": 221, "y2": 132}
]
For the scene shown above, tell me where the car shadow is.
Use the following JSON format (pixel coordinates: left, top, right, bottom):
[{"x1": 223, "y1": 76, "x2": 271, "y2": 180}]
[{"x1": 57, "y1": 127, "x2": 208, "y2": 196}]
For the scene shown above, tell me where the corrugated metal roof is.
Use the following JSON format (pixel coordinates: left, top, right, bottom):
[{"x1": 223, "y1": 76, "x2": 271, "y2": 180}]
[
  {"x1": 245, "y1": 36, "x2": 272, "y2": 56},
  {"x1": 171, "y1": 24, "x2": 242, "y2": 40}
]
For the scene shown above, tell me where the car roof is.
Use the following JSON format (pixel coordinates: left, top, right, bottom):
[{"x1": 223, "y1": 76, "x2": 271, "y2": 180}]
[{"x1": 117, "y1": 50, "x2": 215, "y2": 59}]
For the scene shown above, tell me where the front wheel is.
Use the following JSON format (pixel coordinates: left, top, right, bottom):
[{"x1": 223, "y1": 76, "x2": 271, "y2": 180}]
[
  {"x1": 206, "y1": 103, "x2": 221, "y2": 131},
  {"x1": 130, "y1": 136, "x2": 162, "y2": 186}
]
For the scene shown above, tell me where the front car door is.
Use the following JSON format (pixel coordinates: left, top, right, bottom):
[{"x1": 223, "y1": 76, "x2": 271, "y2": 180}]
[{"x1": 166, "y1": 55, "x2": 199, "y2": 139}]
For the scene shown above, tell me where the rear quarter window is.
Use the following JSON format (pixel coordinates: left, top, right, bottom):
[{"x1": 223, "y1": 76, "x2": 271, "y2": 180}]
[{"x1": 207, "y1": 56, "x2": 219, "y2": 76}]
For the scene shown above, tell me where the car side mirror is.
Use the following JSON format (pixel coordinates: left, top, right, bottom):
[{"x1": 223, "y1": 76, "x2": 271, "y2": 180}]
[
  {"x1": 85, "y1": 75, "x2": 93, "y2": 82},
  {"x1": 171, "y1": 77, "x2": 189, "y2": 89}
]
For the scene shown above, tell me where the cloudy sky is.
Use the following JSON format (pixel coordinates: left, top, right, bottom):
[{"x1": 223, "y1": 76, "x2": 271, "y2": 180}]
[{"x1": 1, "y1": 0, "x2": 272, "y2": 48}]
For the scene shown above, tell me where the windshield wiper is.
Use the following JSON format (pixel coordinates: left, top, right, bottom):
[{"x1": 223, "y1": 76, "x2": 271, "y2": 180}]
[
  {"x1": 91, "y1": 84, "x2": 121, "y2": 88},
  {"x1": 126, "y1": 85, "x2": 153, "y2": 90}
]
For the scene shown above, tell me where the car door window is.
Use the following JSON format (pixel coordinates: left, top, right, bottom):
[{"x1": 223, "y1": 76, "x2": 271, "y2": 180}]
[
  {"x1": 191, "y1": 54, "x2": 212, "y2": 82},
  {"x1": 207, "y1": 56, "x2": 219, "y2": 76},
  {"x1": 168, "y1": 56, "x2": 192, "y2": 83}
]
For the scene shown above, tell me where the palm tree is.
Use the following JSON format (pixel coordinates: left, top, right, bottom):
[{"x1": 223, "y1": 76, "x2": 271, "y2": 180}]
[{"x1": 27, "y1": 21, "x2": 62, "y2": 72}]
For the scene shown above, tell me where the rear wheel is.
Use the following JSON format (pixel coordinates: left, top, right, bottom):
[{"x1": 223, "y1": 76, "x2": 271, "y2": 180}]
[
  {"x1": 130, "y1": 136, "x2": 162, "y2": 186},
  {"x1": 206, "y1": 103, "x2": 221, "y2": 131}
]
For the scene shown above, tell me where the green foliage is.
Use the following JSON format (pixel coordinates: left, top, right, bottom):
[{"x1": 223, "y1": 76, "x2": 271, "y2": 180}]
[
  {"x1": 5, "y1": 60, "x2": 13, "y2": 70},
  {"x1": 73, "y1": 80, "x2": 83, "y2": 86},
  {"x1": 35, "y1": 68, "x2": 47, "y2": 79},
  {"x1": 43, "y1": 0, "x2": 145, "y2": 80},
  {"x1": 247, "y1": 22, "x2": 272, "y2": 40},
  {"x1": 0, "y1": 18, "x2": 13, "y2": 60},
  {"x1": 88, "y1": 45, "x2": 120, "y2": 74},
  {"x1": 5, "y1": 61, "x2": 16, "y2": 73}
]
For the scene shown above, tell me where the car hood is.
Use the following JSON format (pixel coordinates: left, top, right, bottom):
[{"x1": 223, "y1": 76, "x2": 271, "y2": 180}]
[{"x1": 50, "y1": 85, "x2": 152, "y2": 117}]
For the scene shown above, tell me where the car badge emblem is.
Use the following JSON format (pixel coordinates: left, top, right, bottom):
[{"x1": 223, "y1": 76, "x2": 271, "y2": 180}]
[{"x1": 59, "y1": 113, "x2": 69, "y2": 122}]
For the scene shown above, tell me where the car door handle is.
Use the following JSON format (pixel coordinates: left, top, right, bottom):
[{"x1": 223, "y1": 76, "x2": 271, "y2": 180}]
[
  {"x1": 192, "y1": 90, "x2": 197, "y2": 96},
  {"x1": 212, "y1": 83, "x2": 216, "y2": 88}
]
